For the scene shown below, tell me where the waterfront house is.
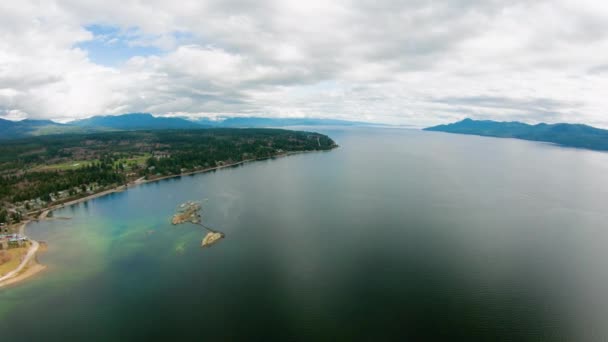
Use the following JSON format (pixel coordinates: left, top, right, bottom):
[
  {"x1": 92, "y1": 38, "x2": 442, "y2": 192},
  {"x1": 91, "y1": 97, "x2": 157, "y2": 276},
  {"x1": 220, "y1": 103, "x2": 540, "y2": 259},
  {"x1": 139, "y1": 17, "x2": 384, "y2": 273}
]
[{"x1": 0, "y1": 234, "x2": 28, "y2": 249}]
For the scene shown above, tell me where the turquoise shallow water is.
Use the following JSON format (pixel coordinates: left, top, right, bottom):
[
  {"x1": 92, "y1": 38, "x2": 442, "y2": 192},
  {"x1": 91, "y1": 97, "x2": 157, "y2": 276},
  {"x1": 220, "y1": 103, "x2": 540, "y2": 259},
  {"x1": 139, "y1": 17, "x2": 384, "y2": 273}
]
[{"x1": 2, "y1": 127, "x2": 608, "y2": 341}]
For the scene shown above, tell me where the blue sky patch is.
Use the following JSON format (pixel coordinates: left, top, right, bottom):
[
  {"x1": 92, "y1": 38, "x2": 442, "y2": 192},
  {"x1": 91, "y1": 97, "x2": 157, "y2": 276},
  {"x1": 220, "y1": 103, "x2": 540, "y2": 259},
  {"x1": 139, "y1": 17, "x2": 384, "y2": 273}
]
[{"x1": 76, "y1": 24, "x2": 164, "y2": 67}]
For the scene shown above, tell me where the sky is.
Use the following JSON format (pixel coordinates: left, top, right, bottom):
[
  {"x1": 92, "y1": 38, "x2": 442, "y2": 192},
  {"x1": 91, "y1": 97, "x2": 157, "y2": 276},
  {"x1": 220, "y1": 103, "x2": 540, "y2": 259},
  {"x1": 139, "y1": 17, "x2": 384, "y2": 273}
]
[{"x1": 1, "y1": 1, "x2": 607, "y2": 127}]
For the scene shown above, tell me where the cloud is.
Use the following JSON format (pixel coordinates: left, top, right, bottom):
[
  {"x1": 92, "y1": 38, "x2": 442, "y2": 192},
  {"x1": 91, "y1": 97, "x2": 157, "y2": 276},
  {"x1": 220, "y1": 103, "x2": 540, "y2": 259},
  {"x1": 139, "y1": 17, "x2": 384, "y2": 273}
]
[
  {"x1": 430, "y1": 95, "x2": 584, "y2": 122},
  {"x1": 1, "y1": 0, "x2": 608, "y2": 127}
]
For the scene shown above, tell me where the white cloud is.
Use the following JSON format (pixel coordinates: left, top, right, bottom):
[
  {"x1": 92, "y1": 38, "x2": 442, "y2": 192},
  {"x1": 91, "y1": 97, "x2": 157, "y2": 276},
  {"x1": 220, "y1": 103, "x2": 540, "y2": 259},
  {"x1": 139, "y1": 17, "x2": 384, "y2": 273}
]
[{"x1": 1, "y1": 0, "x2": 608, "y2": 127}]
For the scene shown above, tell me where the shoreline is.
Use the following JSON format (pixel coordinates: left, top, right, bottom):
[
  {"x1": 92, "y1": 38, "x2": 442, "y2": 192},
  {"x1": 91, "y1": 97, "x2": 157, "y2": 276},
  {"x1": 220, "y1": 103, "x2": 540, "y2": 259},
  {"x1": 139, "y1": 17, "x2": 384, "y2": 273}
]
[
  {"x1": 0, "y1": 263, "x2": 47, "y2": 288},
  {"x1": 38, "y1": 149, "x2": 329, "y2": 215},
  {"x1": 0, "y1": 147, "x2": 336, "y2": 288}
]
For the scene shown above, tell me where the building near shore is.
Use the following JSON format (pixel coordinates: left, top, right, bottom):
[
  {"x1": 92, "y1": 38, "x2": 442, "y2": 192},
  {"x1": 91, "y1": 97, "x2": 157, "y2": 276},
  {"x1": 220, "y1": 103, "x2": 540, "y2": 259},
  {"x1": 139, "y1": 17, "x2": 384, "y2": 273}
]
[{"x1": 0, "y1": 234, "x2": 27, "y2": 249}]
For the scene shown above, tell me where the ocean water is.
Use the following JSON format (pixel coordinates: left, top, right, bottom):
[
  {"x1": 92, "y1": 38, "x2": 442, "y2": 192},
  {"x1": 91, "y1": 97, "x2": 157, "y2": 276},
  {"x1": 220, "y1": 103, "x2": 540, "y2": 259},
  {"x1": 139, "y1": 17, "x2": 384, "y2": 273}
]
[{"x1": 1, "y1": 127, "x2": 608, "y2": 341}]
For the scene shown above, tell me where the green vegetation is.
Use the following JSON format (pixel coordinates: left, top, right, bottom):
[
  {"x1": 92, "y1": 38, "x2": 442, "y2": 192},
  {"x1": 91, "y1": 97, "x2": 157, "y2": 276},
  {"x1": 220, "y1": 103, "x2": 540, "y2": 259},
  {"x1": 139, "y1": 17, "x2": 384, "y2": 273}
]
[
  {"x1": 0, "y1": 209, "x2": 7, "y2": 224},
  {"x1": 0, "y1": 129, "x2": 336, "y2": 220},
  {"x1": 31, "y1": 160, "x2": 98, "y2": 172}
]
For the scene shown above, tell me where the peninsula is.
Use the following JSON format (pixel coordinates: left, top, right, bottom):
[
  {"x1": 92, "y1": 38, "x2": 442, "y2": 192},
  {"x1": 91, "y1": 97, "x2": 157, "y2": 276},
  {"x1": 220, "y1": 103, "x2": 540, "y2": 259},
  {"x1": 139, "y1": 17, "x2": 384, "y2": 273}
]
[
  {"x1": 425, "y1": 118, "x2": 608, "y2": 151},
  {"x1": 0, "y1": 128, "x2": 337, "y2": 287}
]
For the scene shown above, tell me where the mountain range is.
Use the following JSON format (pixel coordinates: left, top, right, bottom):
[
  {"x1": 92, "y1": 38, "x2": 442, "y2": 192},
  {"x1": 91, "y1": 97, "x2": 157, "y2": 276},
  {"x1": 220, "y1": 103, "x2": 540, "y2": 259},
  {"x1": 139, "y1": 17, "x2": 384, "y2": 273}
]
[
  {"x1": 425, "y1": 118, "x2": 608, "y2": 151},
  {"x1": 71, "y1": 113, "x2": 204, "y2": 130},
  {"x1": 3, "y1": 114, "x2": 608, "y2": 152},
  {"x1": 0, "y1": 113, "x2": 373, "y2": 140},
  {"x1": 0, "y1": 118, "x2": 98, "y2": 140}
]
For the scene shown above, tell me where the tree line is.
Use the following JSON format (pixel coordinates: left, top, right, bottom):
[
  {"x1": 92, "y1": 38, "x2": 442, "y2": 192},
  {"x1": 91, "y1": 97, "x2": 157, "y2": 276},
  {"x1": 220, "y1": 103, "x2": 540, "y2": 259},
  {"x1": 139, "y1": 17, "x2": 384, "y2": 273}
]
[{"x1": 0, "y1": 128, "x2": 336, "y2": 209}]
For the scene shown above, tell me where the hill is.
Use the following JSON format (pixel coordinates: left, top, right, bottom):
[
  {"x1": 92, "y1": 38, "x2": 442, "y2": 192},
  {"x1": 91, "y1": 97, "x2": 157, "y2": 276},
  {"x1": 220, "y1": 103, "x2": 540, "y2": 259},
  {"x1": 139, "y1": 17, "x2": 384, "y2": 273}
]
[
  {"x1": 425, "y1": 118, "x2": 608, "y2": 151},
  {"x1": 0, "y1": 118, "x2": 93, "y2": 139},
  {"x1": 72, "y1": 113, "x2": 205, "y2": 130}
]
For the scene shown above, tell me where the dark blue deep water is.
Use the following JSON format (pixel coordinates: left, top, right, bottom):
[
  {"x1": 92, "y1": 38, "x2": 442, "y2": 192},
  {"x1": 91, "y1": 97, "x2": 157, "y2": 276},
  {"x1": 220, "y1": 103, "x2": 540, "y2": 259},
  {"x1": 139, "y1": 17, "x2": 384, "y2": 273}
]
[{"x1": 2, "y1": 127, "x2": 608, "y2": 341}]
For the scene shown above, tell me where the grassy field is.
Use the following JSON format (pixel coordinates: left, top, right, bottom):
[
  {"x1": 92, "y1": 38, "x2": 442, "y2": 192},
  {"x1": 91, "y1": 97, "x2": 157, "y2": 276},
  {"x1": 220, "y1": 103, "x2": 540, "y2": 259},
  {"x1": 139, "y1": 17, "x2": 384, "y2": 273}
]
[
  {"x1": 115, "y1": 154, "x2": 150, "y2": 169},
  {"x1": 0, "y1": 246, "x2": 28, "y2": 276},
  {"x1": 29, "y1": 154, "x2": 150, "y2": 172},
  {"x1": 31, "y1": 160, "x2": 97, "y2": 172}
]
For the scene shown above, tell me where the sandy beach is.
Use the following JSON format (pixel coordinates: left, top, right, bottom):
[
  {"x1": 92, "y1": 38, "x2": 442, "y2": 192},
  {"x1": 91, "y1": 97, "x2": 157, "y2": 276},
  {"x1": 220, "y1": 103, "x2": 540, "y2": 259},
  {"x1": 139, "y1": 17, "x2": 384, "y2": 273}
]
[
  {"x1": 0, "y1": 240, "x2": 46, "y2": 289},
  {"x1": 0, "y1": 263, "x2": 47, "y2": 289}
]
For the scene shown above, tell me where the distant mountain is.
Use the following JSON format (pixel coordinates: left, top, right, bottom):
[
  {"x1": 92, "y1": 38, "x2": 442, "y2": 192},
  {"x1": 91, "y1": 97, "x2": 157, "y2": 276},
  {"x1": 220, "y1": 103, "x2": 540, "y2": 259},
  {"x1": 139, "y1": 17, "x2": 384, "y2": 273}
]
[
  {"x1": 72, "y1": 113, "x2": 205, "y2": 130},
  {"x1": 0, "y1": 113, "x2": 204, "y2": 140},
  {"x1": 0, "y1": 118, "x2": 92, "y2": 140},
  {"x1": 425, "y1": 118, "x2": 608, "y2": 151},
  {"x1": 0, "y1": 114, "x2": 377, "y2": 140},
  {"x1": 194, "y1": 117, "x2": 375, "y2": 128}
]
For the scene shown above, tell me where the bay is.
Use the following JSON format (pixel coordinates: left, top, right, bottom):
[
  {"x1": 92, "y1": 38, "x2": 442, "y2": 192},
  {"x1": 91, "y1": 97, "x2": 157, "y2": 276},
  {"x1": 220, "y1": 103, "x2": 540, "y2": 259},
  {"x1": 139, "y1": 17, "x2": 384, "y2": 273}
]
[{"x1": 2, "y1": 127, "x2": 608, "y2": 341}]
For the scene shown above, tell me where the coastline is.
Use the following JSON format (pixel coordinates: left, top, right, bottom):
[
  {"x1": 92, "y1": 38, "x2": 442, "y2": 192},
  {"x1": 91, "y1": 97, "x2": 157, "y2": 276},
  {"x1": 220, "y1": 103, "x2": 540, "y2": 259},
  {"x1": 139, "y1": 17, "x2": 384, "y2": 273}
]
[
  {"x1": 0, "y1": 264, "x2": 46, "y2": 288},
  {"x1": 0, "y1": 147, "x2": 336, "y2": 288},
  {"x1": 39, "y1": 149, "x2": 328, "y2": 215}
]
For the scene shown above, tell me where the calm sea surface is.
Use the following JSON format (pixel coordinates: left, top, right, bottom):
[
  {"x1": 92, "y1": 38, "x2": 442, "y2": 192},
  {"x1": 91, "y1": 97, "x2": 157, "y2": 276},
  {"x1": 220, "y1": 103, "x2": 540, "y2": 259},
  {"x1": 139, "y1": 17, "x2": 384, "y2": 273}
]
[{"x1": 2, "y1": 127, "x2": 608, "y2": 341}]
